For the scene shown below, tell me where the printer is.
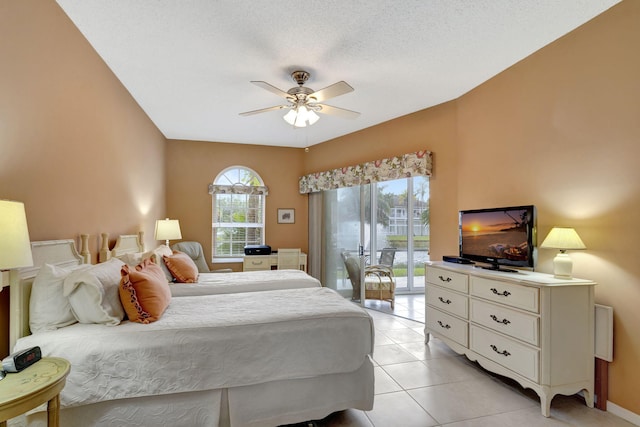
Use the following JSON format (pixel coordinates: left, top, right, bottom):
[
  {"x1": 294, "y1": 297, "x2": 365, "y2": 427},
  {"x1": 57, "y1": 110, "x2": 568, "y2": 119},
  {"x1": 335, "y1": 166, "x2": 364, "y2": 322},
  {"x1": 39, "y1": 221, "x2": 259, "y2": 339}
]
[{"x1": 244, "y1": 245, "x2": 272, "y2": 256}]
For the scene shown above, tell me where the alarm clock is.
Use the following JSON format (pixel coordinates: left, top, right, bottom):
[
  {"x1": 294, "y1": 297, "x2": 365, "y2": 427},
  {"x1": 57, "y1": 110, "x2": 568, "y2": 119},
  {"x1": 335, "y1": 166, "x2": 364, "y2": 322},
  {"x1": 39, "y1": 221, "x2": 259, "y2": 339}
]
[{"x1": 2, "y1": 346, "x2": 41, "y2": 373}]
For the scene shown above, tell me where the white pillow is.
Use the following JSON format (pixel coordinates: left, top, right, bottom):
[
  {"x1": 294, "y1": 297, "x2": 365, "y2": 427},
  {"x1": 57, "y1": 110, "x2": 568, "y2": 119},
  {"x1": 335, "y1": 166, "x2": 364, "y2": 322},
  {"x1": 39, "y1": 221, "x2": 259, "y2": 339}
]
[
  {"x1": 116, "y1": 252, "x2": 144, "y2": 266},
  {"x1": 142, "y1": 245, "x2": 174, "y2": 282},
  {"x1": 63, "y1": 258, "x2": 126, "y2": 325},
  {"x1": 29, "y1": 263, "x2": 91, "y2": 333}
]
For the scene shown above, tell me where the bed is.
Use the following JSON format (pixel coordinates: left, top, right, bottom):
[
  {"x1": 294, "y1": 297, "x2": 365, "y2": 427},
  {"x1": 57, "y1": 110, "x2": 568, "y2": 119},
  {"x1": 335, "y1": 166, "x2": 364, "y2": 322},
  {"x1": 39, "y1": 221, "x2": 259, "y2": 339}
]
[
  {"x1": 169, "y1": 270, "x2": 321, "y2": 297},
  {"x1": 9, "y1": 238, "x2": 374, "y2": 427},
  {"x1": 98, "y1": 232, "x2": 322, "y2": 297}
]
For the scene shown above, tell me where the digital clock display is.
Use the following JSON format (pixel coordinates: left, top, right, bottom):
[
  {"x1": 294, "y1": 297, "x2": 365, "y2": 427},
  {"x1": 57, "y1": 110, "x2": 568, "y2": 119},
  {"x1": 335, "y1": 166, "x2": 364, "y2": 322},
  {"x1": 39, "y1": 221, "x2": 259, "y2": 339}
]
[{"x1": 3, "y1": 346, "x2": 42, "y2": 372}]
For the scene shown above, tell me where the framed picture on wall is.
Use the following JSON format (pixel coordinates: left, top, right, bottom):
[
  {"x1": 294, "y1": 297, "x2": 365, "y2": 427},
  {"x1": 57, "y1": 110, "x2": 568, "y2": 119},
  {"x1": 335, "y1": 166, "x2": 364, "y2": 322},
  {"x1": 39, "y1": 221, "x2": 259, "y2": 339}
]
[{"x1": 277, "y1": 208, "x2": 295, "y2": 224}]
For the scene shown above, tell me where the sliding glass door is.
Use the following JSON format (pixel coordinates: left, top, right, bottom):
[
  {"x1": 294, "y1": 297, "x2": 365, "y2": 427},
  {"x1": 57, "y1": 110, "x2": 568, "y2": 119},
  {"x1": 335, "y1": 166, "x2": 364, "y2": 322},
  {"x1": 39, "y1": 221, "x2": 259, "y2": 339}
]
[
  {"x1": 322, "y1": 176, "x2": 430, "y2": 299},
  {"x1": 322, "y1": 185, "x2": 369, "y2": 299},
  {"x1": 371, "y1": 176, "x2": 429, "y2": 293}
]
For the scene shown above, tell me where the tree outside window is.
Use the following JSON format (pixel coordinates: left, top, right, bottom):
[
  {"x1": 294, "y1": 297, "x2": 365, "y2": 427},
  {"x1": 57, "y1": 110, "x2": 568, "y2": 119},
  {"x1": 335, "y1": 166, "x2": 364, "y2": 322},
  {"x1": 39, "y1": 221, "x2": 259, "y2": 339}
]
[{"x1": 210, "y1": 167, "x2": 267, "y2": 259}]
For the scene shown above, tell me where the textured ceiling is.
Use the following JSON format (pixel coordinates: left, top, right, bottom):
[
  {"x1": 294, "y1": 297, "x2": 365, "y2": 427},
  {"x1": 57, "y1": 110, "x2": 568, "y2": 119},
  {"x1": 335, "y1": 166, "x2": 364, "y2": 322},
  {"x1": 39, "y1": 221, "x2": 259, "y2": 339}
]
[{"x1": 56, "y1": 0, "x2": 621, "y2": 148}]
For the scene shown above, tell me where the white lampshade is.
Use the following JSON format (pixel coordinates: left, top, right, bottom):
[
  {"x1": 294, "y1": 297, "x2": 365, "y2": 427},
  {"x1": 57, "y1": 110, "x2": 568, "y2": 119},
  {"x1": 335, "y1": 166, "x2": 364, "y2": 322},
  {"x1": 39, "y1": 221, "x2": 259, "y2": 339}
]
[
  {"x1": 307, "y1": 110, "x2": 320, "y2": 125},
  {"x1": 540, "y1": 227, "x2": 586, "y2": 250},
  {"x1": 154, "y1": 218, "x2": 182, "y2": 246},
  {"x1": 283, "y1": 109, "x2": 297, "y2": 125},
  {"x1": 0, "y1": 200, "x2": 34, "y2": 270},
  {"x1": 294, "y1": 105, "x2": 309, "y2": 127},
  {"x1": 540, "y1": 227, "x2": 586, "y2": 279}
]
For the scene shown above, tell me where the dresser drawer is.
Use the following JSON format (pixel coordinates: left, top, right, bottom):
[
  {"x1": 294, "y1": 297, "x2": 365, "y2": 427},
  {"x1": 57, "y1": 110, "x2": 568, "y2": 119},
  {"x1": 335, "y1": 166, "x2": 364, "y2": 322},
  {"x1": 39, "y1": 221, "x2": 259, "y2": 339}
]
[
  {"x1": 470, "y1": 277, "x2": 539, "y2": 313},
  {"x1": 426, "y1": 268, "x2": 468, "y2": 293},
  {"x1": 243, "y1": 256, "x2": 271, "y2": 271},
  {"x1": 426, "y1": 285, "x2": 468, "y2": 319},
  {"x1": 470, "y1": 299, "x2": 539, "y2": 346},
  {"x1": 426, "y1": 307, "x2": 468, "y2": 347},
  {"x1": 470, "y1": 325, "x2": 539, "y2": 382}
]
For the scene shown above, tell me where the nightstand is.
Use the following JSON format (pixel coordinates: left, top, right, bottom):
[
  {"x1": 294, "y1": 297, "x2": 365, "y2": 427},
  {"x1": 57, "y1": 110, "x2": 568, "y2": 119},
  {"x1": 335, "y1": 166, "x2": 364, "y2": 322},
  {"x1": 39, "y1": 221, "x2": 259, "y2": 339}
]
[{"x1": 0, "y1": 357, "x2": 70, "y2": 427}]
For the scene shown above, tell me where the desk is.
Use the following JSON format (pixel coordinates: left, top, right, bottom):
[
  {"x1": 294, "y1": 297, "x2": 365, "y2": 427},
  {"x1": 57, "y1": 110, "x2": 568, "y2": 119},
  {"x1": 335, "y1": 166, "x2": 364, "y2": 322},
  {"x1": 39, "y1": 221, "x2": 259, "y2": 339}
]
[
  {"x1": 0, "y1": 357, "x2": 70, "y2": 427},
  {"x1": 243, "y1": 253, "x2": 307, "y2": 272}
]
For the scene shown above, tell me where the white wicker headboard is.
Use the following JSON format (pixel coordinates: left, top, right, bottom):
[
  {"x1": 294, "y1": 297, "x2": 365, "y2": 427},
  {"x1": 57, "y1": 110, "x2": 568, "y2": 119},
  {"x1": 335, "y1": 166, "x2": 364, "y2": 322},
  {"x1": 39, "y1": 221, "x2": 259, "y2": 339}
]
[
  {"x1": 98, "y1": 231, "x2": 145, "y2": 263},
  {"x1": 9, "y1": 239, "x2": 87, "y2": 351}
]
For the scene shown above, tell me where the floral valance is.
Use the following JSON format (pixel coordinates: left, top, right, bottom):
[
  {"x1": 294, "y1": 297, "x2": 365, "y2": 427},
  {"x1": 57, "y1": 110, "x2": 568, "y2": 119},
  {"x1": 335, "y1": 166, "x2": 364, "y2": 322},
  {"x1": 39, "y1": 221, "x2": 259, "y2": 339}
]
[
  {"x1": 299, "y1": 150, "x2": 432, "y2": 194},
  {"x1": 208, "y1": 183, "x2": 269, "y2": 195}
]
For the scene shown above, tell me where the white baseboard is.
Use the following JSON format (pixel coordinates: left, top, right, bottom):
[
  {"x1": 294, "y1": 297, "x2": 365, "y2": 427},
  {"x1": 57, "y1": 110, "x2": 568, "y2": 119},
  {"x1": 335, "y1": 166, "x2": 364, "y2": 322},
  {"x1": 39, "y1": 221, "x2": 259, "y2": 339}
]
[{"x1": 607, "y1": 401, "x2": 640, "y2": 426}]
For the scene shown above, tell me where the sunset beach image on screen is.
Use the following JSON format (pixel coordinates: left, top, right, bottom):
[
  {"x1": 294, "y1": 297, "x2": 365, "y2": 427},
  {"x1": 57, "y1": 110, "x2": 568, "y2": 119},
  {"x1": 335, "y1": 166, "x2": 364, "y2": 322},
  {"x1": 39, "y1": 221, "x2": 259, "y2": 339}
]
[{"x1": 459, "y1": 206, "x2": 535, "y2": 268}]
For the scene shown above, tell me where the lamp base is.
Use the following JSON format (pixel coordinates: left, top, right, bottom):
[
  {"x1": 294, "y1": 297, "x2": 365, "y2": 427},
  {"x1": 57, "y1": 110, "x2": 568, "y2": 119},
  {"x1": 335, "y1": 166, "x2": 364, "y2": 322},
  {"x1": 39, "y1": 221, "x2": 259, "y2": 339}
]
[{"x1": 553, "y1": 252, "x2": 573, "y2": 279}]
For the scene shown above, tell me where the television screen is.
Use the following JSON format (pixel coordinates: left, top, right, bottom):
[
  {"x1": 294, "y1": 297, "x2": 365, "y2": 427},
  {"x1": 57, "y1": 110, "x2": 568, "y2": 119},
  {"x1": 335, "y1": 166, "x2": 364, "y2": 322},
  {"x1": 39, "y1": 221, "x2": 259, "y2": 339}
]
[{"x1": 459, "y1": 205, "x2": 536, "y2": 271}]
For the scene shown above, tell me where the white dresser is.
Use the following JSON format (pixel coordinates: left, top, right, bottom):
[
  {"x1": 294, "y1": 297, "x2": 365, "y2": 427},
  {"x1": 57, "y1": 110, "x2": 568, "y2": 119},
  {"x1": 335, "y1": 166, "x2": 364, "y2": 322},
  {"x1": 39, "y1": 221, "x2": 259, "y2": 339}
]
[{"x1": 424, "y1": 262, "x2": 596, "y2": 417}]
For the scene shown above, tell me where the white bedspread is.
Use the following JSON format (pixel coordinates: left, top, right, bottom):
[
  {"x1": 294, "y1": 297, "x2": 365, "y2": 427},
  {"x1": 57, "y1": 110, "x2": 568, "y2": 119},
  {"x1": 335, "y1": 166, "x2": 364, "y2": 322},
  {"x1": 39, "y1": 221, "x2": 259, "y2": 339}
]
[
  {"x1": 15, "y1": 287, "x2": 373, "y2": 409},
  {"x1": 170, "y1": 269, "x2": 321, "y2": 297}
]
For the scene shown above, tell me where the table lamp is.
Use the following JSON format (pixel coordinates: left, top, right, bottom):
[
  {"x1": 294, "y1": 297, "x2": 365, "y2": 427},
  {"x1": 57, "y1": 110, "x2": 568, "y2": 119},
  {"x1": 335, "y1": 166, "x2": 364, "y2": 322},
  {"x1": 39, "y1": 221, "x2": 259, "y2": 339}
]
[
  {"x1": 0, "y1": 200, "x2": 34, "y2": 289},
  {"x1": 540, "y1": 227, "x2": 586, "y2": 279},
  {"x1": 154, "y1": 218, "x2": 182, "y2": 246},
  {"x1": 0, "y1": 200, "x2": 33, "y2": 381}
]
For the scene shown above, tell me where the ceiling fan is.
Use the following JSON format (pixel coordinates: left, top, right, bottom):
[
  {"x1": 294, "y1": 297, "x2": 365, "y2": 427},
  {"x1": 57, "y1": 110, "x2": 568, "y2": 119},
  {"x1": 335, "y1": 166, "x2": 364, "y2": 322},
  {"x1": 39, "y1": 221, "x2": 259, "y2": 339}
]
[{"x1": 239, "y1": 70, "x2": 360, "y2": 127}]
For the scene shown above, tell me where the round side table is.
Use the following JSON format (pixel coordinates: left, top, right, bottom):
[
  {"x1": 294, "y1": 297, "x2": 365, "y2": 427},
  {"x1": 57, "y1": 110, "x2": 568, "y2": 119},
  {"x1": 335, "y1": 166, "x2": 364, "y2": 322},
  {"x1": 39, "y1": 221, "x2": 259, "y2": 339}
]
[{"x1": 0, "y1": 357, "x2": 70, "y2": 427}]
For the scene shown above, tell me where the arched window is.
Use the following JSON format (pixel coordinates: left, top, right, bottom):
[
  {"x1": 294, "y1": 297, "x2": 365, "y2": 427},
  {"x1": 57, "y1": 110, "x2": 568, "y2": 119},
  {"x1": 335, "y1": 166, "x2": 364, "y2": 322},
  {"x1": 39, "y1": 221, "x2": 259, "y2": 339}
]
[{"x1": 208, "y1": 166, "x2": 268, "y2": 259}]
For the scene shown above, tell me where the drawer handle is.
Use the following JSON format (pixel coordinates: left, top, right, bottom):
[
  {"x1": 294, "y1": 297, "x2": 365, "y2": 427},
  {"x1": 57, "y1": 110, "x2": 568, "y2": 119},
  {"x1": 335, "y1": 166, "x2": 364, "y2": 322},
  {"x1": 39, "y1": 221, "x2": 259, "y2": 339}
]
[
  {"x1": 251, "y1": 261, "x2": 262, "y2": 265},
  {"x1": 490, "y1": 287, "x2": 511, "y2": 297},
  {"x1": 437, "y1": 320, "x2": 451, "y2": 329},
  {"x1": 438, "y1": 297, "x2": 452, "y2": 305},
  {"x1": 438, "y1": 275, "x2": 452, "y2": 282},
  {"x1": 490, "y1": 314, "x2": 511, "y2": 325},
  {"x1": 490, "y1": 344, "x2": 511, "y2": 357}
]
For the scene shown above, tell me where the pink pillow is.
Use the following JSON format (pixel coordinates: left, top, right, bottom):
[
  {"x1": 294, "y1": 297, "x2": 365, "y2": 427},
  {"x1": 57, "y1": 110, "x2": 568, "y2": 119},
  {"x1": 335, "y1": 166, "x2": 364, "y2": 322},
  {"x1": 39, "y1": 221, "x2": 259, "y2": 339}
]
[
  {"x1": 163, "y1": 251, "x2": 199, "y2": 283},
  {"x1": 119, "y1": 259, "x2": 171, "y2": 324}
]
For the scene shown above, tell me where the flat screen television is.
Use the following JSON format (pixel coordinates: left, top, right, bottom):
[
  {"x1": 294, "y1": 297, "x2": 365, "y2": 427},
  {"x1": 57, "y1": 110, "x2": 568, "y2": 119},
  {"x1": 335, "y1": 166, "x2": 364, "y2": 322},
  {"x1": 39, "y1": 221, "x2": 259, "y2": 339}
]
[{"x1": 459, "y1": 205, "x2": 537, "y2": 272}]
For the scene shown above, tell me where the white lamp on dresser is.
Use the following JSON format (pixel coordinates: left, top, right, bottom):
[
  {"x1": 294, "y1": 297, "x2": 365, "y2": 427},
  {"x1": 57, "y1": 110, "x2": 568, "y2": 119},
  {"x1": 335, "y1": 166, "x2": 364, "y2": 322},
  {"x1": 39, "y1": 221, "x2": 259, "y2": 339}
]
[{"x1": 540, "y1": 227, "x2": 586, "y2": 279}]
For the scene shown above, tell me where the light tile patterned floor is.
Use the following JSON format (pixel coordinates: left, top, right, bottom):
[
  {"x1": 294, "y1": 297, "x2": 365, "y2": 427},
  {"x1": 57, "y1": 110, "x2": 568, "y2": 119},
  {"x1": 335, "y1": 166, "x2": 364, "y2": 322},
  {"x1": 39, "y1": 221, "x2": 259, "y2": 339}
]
[
  {"x1": 288, "y1": 295, "x2": 634, "y2": 427},
  {"x1": 364, "y1": 293, "x2": 426, "y2": 322}
]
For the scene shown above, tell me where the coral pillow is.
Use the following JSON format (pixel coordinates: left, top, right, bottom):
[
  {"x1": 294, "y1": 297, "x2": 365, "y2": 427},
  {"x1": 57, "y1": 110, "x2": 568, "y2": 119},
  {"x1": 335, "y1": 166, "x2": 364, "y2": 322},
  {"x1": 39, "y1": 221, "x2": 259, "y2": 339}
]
[
  {"x1": 119, "y1": 259, "x2": 171, "y2": 324},
  {"x1": 141, "y1": 245, "x2": 174, "y2": 282},
  {"x1": 163, "y1": 251, "x2": 199, "y2": 283}
]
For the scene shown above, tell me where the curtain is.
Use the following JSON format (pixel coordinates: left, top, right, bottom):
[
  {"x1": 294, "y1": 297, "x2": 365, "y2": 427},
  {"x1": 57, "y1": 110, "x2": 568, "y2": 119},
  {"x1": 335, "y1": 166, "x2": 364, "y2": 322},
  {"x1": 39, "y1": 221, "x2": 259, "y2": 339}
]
[
  {"x1": 299, "y1": 150, "x2": 432, "y2": 194},
  {"x1": 307, "y1": 192, "x2": 323, "y2": 281},
  {"x1": 208, "y1": 183, "x2": 269, "y2": 195}
]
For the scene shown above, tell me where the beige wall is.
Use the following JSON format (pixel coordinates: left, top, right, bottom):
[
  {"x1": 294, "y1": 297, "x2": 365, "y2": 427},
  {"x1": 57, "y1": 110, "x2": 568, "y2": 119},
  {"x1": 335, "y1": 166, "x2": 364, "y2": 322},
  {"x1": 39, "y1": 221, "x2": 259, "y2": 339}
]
[
  {"x1": 165, "y1": 140, "x2": 308, "y2": 271},
  {"x1": 0, "y1": 1, "x2": 167, "y2": 355},
  {"x1": 305, "y1": 0, "x2": 640, "y2": 415},
  {"x1": 457, "y1": 0, "x2": 640, "y2": 413}
]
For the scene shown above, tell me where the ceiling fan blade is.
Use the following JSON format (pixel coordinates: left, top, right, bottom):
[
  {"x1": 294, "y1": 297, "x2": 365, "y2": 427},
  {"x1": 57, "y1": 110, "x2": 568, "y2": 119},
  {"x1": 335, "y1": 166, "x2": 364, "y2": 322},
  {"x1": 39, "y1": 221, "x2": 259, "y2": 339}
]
[
  {"x1": 316, "y1": 104, "x2": 360, "y2": 119},
  {"x1": 239, "y1": 105, "x2": 287, "y2": 116},
  {"x1": 250, "y1": 81, "x2": 291, "y2": 99},
  {"x1": 309, "y1": 81, "x2": 354, "y2": 102}
]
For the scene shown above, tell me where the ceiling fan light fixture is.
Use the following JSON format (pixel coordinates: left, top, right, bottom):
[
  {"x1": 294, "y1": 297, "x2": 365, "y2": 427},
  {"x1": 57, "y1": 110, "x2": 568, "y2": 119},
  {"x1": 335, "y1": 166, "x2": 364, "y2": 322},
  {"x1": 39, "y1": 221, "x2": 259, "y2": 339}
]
[
  {"x1": 244, "y1": 69, "x2": 358, "y2": 126},
  {"x1": 283, "y1": 105, "x2": 320, "y2": 128}
]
